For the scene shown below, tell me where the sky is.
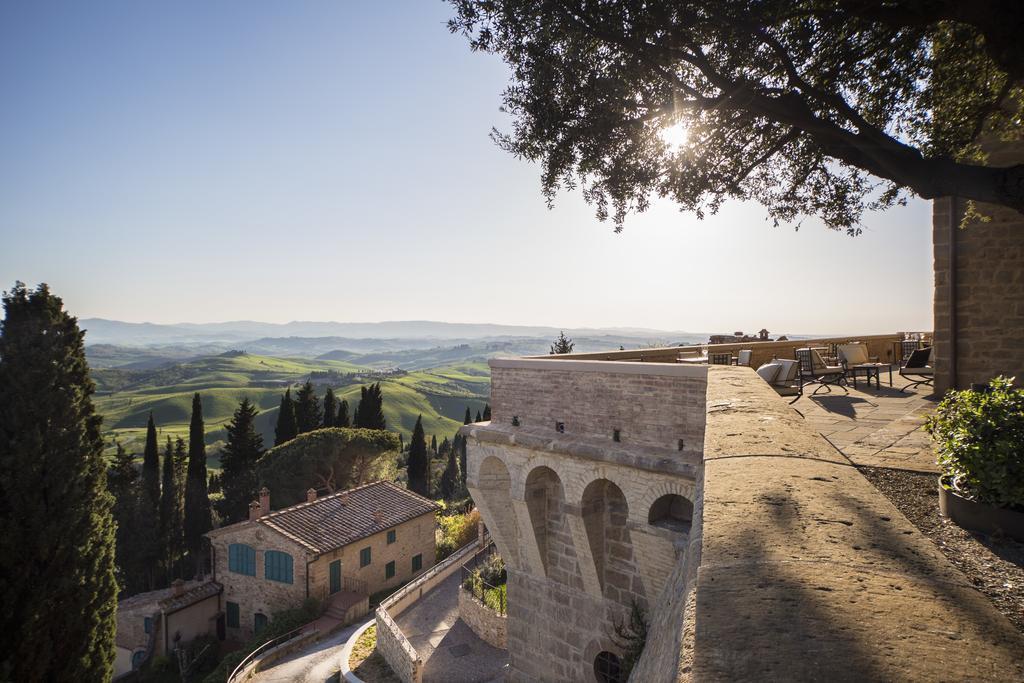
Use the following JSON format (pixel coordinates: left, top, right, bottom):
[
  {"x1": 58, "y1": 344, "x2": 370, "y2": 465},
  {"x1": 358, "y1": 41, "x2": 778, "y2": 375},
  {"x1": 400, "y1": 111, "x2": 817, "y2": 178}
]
[{"x1": 0, "y1": 1, "x2": 934, "y2": 335}]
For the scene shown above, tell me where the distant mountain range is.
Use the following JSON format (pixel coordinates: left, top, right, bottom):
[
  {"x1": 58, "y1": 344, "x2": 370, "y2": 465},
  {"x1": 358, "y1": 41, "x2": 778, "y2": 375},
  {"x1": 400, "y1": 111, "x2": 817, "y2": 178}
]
[{"x1": 79, "y1": 318, "x2": 696, "y2": 347}]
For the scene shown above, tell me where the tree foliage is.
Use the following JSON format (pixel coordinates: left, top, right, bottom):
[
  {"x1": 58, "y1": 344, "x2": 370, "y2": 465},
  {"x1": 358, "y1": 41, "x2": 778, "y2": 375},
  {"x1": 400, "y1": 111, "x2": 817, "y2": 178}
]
[
  {"x1": 337, "y1": 398, "x2": 351, "y2": 428},
  {"x1": 159, "y1": 436, "x2": 184, "y2": 582},
  {"x1": 323, "y1": 387, "x2": 337, "y2": 428},
  {"x1": 0, "y1": 282, "x2": 117, "y2": 681},
  {"x1": 183, "y1": 392, "x2": 212, "y2": 574},
  {"x1": 256, "y1": 428, "x2": 399, "y2": 508},
  {"x1": 407, "y1": 415, "x2": 430, "y2": 497},
  {"x1": 274, "y1": 388, "x2": 298, "y2": 446},
  {"x1": 354, "y1": 383, "x2": 386, "y2": 430},
  {"x1": 294, "y1": 381, "x2": 322, "y2": 434},
  {"x1": 550, "y1": 331, "x2": 574, "y2": 354},
  {"x1": 218, "y1": 398, "x2": 264, "y2": 524},
  {"x1": 107, "y1": 442, "x2": 143, "y2": 594},
  {"x1": 448, "y1": 1, "x2": 1024, "y2": 232},
  {"x1": 139, "y1": 411, "x2": 161, "y2": 588},
  {"x1": 440, "y1": 444, "x2": 463, "y2": 500}
]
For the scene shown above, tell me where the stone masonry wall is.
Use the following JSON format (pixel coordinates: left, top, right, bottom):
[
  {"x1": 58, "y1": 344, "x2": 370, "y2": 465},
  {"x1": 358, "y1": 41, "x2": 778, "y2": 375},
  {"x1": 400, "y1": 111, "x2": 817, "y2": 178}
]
[
  {"x1": 933, "y1": 139, "x2": 1024, "y2": 392},
  {"x1": 375, "y1": 608, "x2": 421, "y2": 683},
  {"x1": 457, "y1": 585, "x2": 507, "y2": 649},
  {"x1": 208, "y1": 524, "x2": 311, "y2": 642},
  {"x1": 489, "y1": 360, "x2": 707, "y2": 453}
]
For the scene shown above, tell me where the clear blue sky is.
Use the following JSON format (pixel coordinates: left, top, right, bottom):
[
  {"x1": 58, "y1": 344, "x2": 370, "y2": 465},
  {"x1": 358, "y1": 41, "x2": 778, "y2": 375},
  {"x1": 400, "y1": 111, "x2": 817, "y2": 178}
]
[{"x1": 0, "y1": 1, "x2": 934, "y2": 334}]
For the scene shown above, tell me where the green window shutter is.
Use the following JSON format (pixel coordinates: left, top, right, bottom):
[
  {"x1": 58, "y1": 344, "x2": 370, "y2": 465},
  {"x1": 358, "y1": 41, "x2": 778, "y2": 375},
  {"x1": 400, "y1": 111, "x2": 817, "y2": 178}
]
[
  {"x1": 385, "y1": 561, "x2": 395, "y2": 579},
  {"x1": 412, "y1": 554, "x2": 422, "y2": 572},
  {"x1": 228, "y1": 544, "x2": 257, "y2": 576},
  {"x1": 360, "y1": 547, "x2": 371, "y2": 567},
  {"x1": 226, "y1": 601, "x2": 240, "y2": 628},
  {"x1": 143, "y1": 617, "x2": 152, "y2": 634},
  {"x1": 386, "y1": 530, "x2": 396, "y2": 544},
  {"x1": 265, "y1": 551, "x2": 294, "y2": 584}
]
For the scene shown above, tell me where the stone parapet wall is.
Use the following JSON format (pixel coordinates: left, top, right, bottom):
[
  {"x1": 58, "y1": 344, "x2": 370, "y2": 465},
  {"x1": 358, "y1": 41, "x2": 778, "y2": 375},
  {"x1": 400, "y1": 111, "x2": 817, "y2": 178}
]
[
  {"x1": 457, "y1": 585, "x2": 507, "y2": 649},
  {"x1": 374, "y1": 607, "x2": 421, "y2": 683}
]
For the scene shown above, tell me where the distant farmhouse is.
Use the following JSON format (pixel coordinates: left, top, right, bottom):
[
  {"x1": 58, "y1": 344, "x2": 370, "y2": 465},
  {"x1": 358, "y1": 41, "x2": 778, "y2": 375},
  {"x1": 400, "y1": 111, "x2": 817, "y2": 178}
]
[{"x1": 206, "y1": 481, "x2": 437, "y2": 641}]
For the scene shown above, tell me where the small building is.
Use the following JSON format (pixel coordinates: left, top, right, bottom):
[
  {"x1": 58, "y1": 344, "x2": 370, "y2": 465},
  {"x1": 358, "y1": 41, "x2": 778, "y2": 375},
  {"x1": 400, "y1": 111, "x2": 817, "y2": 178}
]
[
  {"x1": 114, "y1": 579, "x2": 222, "y2": 678},
  {"x1": 206, "y1": 480, "x2": 437, "y2": 641}
]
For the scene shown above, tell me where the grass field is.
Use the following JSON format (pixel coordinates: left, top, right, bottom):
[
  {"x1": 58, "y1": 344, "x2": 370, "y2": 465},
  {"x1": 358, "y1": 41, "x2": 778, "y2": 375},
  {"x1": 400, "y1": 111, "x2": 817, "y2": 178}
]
[{"x1": 92, "y1": 353, "x2": 490, "y2": 465}]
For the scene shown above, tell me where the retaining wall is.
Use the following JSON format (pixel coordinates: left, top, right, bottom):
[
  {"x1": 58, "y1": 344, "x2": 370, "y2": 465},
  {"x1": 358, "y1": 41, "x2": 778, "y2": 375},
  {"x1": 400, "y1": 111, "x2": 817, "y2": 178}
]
[{"x1": 457, "y1": 585, "x2": 507, "y2": 649}]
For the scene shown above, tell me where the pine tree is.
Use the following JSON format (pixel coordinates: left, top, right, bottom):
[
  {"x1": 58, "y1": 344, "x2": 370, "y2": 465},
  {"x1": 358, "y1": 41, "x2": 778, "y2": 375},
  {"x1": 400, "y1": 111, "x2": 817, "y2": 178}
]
[
  {"x1": 275, "y1": 388, "x2": 298, "y2": 446},
  {"x1": 440, "y1": 446, "x2": 462, "y2": 500},
  {"x1": 464, "y1": 407, "x2": 472, "y2": 425},
  {"x1": 355, "y1": 383, "x2": 386, "y2": 430},
  {"x1": 337, "y1": 398, "x2": 351, "y2": 428},
  {"x1": 159, "y1": 436, "x2": 182, "y2": 583},
  {"x1": 482, "y1": 404, "x2": 491, "y2": 421},
  {"x1": 294, "y1": 381, "x2": 322, "y2": 434},
  {"x1": 139, "y1": 412, "x2": 161, "y2": 588},
  {"x1": 107, "y1": 442, "x2": 141, "y2": 593},
  {"x1": 219, "y1": 398, "x2": 264, "y2": 524},
  {"x1": 0, "y1": 283, "x2": 117, "y2": 681},
  {"x1": 183, "y1": 393, "x2": 212, "y2": 577},
  {"x1": 323, "y1": 388, "x2": 337, "y2": 428},
  {"x1": 406, "y1": 415, "x2": 430, "y2": 497},
  {"x1": 550, "y1": 330, "x2": 575, "y2": 354}
]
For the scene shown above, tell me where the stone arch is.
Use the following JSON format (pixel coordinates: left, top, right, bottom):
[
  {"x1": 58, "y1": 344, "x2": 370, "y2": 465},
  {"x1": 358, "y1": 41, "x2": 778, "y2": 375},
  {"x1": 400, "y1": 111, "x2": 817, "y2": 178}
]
[
  {"x1": 477, "y1": 455, "x2": 519, "y2": 566},
  {"x1": 524, "y1": 465, "x2": 581, "y2": 587},
  {"x1": 633, "y1": 479, "x2": 697, "y2": 526},
  {"x1": 582, "y1": 479, "x2": 642, "y2": 605},
  {"x1": 648, "y1": 493, "x2": 693, "y2": 533}
]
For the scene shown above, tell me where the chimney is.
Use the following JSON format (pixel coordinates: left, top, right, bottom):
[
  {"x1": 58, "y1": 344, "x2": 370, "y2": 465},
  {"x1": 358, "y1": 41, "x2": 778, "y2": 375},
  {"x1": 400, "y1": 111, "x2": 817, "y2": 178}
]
[
  {"x1": 259, "y1": 487, "x2": 270, "y2": 517},
  {"x1": 339, "y1": 491, "x2": 350, "y2": 506},
  {"x1": 171, "y1": 579, "x2": 185, "y2": 597},
  {"x1": 373, "y1": 508, "x2": 383, "y2": 525},
  {"x1": 306, "y1": 488, "x2": 317, "y2": 503},
  {"x1": 248, "y1": 501, "x2": 261, "y2": 522}
]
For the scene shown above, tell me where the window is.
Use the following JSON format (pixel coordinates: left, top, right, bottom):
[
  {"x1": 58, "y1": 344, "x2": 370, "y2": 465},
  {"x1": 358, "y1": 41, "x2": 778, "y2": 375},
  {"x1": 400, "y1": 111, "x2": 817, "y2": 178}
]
[
  {"x1": 386, "y1": 529, "x2": 396, "y2": 544},
  {"x1": 385, "y1": 561, "x2": 395, "y2": 579},
  {"x1": 226, "y1": 601, "x2": 240, "y2": 629},
  {"x1": 143, "y1": 616, "x2": 152, "y2": 634},
  {"x1": 411, "y1": 554, "x2": 422, "y2": 572},
  {"x1": 264, "y1": 550, "x2": 294, "y2": 584},
  {"x1": 359, "y1": 547, "x2": 371, "y2": 567},
  {"x1": 594, "y1": 651, "x2": 624, "y2": 683},
  {"x1": 228, "y1": 543, "x2": 256, "y2": 576}
]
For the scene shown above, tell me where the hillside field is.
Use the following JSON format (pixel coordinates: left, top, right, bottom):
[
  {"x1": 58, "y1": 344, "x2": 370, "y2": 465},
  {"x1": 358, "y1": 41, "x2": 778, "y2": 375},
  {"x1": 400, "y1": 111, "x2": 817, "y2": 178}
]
[{"x1": 92, "y1": 352, "x2": 491, "y2": 466}]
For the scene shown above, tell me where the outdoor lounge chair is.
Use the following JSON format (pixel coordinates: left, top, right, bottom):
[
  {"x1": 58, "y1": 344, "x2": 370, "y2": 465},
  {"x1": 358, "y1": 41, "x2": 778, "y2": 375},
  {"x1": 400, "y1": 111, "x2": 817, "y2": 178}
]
[
  {"x1": 795, "y1": 347, "x2": 847, "y2": 395},
  {"x1": 899, "y1": 347, "x2": 933, "y2": 392},
  {"x1": 837, "y1": 342, "x2": 879, "y2": 367},
  {"x1": 771, "y1": 358, "x2": 803, "y2": 403}
]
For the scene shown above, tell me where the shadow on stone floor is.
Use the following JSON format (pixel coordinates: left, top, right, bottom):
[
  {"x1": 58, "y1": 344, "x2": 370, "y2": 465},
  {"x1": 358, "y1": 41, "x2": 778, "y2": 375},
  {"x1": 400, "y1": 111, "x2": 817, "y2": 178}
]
[{"x1": 809, "y1": 395, "x2": 877, "y2": 418}]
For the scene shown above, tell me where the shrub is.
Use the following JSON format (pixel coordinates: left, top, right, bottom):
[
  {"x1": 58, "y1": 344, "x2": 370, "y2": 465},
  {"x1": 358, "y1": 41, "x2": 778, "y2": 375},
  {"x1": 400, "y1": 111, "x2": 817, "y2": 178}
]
[
  {"x1": 436, "y1": 508, "x2": 479, "y2": 561},
  {"x1": 926, "y1": 376, "x2": 1024, "y2": 510},
  {"x1": 611, "y1": 600, "x2": 648, "y2": 679}
]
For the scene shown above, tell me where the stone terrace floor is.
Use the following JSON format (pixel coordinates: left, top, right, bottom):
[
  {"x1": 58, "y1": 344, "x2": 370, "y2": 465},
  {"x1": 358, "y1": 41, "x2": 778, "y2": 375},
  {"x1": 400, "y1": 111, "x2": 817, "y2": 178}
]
[{"x1": 791, "y1": 373, "x2": 939, "y2": 473}]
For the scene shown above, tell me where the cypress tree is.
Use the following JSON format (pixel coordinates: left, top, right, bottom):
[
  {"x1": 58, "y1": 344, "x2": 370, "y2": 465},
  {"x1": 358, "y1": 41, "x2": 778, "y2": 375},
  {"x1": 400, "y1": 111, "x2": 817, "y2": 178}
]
[
  {"x1": 159, "y1": 437, "x2": 182, "y2": 583},
  {"x1": 407, "y1": 415, "x2": 430, "y2": 497},
  {"x1": 456, "y1": 433, "x2": 468, "y2": 489},
  {"x1": 0, "y1": 283, "x2": 117, "y2": 680},
  {"x1": 464, "y1": 407, "x2": 472, "y2": 425},
  {"x1": 441, "y1": 445, "x2": 462, "y2": 500},
  {"x1": 356, "y1": 383, "x2": 386, "y2": 430},
  {"x1": 337, "y1": 398, "x2": 351, "y2": 428},
  {"x1": 107, "y1": 442, "x2": 141, "y2": 593},
  {"x1": 430, "y1": 434, "x2": 437, "y2": 455},
  {"x1": 482, "y1": 404, "x2": 491, "y2": 421},
  {"x1": 183, "y1": 393, "x2": 212, "y2": 577},
  {"x1": 274, "y1": 388, "x2": 298, "y2": 446},
  {"x1": 219, "y1": 398, "x2": 264, "y2": 524},
  {"x1": 476, "y1": 410, "x2": 482, "y2": 422},
  {"x1": 139, "y1": 412, "x2": 161, "y2": 588},
  {"x1": 294, "y1": 381, "x2": 322, "y2": 434},
  {"x1": 323, "y1": 388, "x2": 338, "y2": 428}
]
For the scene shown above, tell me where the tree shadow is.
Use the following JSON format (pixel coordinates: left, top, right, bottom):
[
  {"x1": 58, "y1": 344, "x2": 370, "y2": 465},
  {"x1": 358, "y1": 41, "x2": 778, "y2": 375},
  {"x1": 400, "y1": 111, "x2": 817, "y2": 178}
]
[{"x1": 809, "y1": 395, "x2": 876, "y2": 418}]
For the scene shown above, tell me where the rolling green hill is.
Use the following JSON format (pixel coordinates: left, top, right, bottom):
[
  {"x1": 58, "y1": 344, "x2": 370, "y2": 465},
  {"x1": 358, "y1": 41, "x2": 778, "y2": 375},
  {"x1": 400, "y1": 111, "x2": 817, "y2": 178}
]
[{"x1": 92, "y1": 353, "x2": 490, "y2": 466}]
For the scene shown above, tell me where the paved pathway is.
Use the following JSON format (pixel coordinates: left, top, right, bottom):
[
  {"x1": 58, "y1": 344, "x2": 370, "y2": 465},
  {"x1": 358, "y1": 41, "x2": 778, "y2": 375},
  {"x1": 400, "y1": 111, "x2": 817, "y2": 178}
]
[
  {"x1": 792, "y1": 373, "x2": 939, "y2": 472},
  {"x1": 249, "y1": 622, "x2": 357, "y2": 683},
  {"x1": 393, "y1": 572, "x2": 508, "y2": 683}
]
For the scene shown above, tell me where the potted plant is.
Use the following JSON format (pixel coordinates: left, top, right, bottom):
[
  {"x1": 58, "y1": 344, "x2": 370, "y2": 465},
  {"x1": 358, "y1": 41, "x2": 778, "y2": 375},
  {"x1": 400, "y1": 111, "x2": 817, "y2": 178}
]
[{"x1": 925, "y1": 376, "x2": 1024, "y2": 540}]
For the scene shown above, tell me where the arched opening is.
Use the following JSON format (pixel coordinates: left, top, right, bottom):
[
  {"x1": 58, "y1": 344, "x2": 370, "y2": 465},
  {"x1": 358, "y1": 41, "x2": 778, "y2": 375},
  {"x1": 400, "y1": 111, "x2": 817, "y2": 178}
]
[
  {"x1": 582, "y1": 479, "x2": 639, "y2": 603},
  {"x1": 477, "y1": 456, "x2": 518, "y2": 566},
  {"x1": 593, "y1": 651, "x2": 624, "y2": 683},
  {"x1": 648, "y1": 494, "x2": 693, "y2": 532},
  {"x1": 525, "y1": 466, "x2": 580, "y2": 587}
]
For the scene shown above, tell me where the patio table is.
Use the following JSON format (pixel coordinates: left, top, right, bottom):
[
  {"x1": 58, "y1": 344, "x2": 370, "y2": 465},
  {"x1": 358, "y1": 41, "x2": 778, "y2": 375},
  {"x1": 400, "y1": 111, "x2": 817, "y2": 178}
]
[{"x1": 847, "y1": 363, "x2": 893, "y2": 389}]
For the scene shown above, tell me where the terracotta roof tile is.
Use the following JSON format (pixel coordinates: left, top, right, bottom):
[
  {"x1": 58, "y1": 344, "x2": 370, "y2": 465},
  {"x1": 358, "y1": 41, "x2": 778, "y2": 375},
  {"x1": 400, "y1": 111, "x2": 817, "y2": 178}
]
[{"x1": 257, "y1": 480, "x2": 437, "y2": 555}]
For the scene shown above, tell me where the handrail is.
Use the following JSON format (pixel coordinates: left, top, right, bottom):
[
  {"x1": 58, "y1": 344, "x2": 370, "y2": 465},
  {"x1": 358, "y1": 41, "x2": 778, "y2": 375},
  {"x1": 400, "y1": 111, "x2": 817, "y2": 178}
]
[
  {"x1": 459, "y1": 542, "x2": 505, "y2": 616},
  {"x1": 227, "y1": 625, "x2": 310, "y2": 683}
]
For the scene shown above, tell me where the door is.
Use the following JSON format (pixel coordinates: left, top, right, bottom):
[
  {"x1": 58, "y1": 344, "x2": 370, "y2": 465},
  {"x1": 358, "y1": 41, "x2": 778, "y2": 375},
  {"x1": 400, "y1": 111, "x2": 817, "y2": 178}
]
[
  {"x1": 254, "y1": 612, "x2": 268, "y2": 634},
  {"x1": 329, "y1": 559, "x2": 342, "y2": 594}
]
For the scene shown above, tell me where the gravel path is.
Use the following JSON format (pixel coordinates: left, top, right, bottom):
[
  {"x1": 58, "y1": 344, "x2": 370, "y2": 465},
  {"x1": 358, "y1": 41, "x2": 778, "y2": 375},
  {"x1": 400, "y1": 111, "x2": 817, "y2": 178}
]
[{"x1": 859, "y1": 467, "x2": 1024, "y2": 634}]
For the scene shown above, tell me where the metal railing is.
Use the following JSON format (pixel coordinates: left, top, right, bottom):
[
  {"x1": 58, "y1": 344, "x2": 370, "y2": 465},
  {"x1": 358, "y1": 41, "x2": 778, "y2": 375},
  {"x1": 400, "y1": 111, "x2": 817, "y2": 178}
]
[
  {"x1": 227, "y1": 625, "x2": 311, "y2": 683},
  {"x1": 459, "y1": 542, "x2": 506, "y2": 616}
]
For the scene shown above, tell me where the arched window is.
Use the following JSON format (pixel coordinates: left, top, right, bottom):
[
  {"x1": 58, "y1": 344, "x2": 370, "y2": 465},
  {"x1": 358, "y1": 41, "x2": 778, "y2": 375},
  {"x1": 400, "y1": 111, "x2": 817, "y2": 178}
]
[
  {"x1": 648, "y1": 494, "x2": 693, "y2": 532},
  {"x1": 228, "y1": 543, "x2": 256, "y2": 576},
  {"x1": 593, "y1": 651, "x2": 624, "y2": 683},
  {"x1": 264, "y1": 550, "x2": 294, "y2": 584},
  {"x1": 131, "y1": 649, "x2": 146, "y2": 670}
]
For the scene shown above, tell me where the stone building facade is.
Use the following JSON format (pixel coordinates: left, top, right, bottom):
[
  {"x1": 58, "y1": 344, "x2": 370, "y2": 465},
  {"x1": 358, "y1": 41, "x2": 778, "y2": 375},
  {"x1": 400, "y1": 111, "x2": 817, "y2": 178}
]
[
  {"x1": 461, "y1": 359, "x2": 703, "y2": 682},
  {"x1": 932, "y1": 138, "x2": 1024, "y2": 392},
  {"x1": 207, "y1": 481, "x2": 436, "y2": 641}
]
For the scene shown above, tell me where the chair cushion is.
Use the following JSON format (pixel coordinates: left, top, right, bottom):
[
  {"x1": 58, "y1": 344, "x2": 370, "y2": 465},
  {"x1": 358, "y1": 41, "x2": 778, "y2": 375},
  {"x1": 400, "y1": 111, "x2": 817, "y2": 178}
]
[
  {"x1": 756, "y1": 362, "x2": 781, "y2": 384},
  {"x1": 901, "y1": 366, "x2": 933, "y2": 376},
  {"x1": 774, "y1": 359, "x2": 799, "y2": 383},
  {"x1": 839, "y1": 343, "x2": 869, "y2": 365},
  {"x1": 773, "y1": 384, "x2": 801, "y2": 396}
]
